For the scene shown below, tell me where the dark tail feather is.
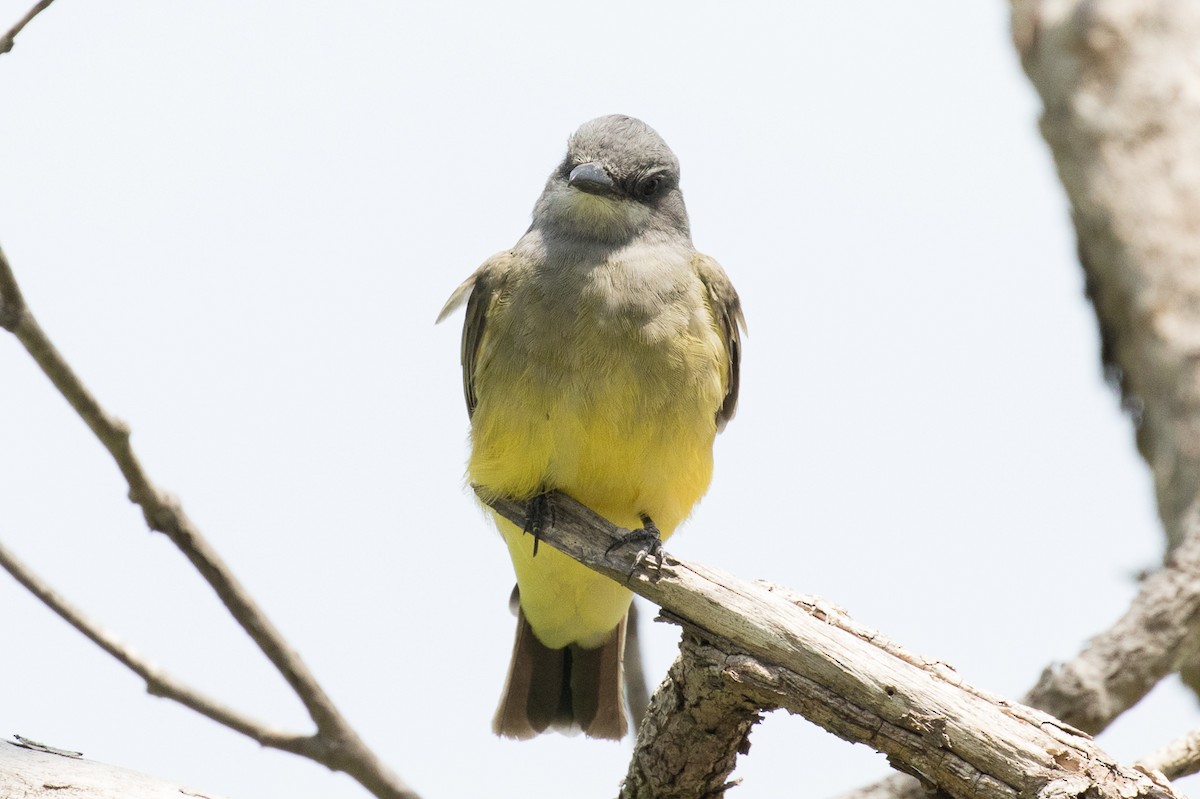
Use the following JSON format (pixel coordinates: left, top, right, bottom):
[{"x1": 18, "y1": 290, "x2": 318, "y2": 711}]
[
  {"x1": 492, "y1": 607, "x2": 628, "y2": 741},
  {"x1": 493, "y1": 607, "x2": 570, "y2": 739},
  {"x1": 569, "y1": 614, "x2": 628, "y2": 740}
]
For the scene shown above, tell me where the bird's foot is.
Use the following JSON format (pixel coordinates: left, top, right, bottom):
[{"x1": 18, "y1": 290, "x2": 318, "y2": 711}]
[
  {"x1": 606, "y1": 514, "x2": 664, "y2": 579},
  {"x1": 523, "y1": 492, "x2": 554, "y2": 556}
]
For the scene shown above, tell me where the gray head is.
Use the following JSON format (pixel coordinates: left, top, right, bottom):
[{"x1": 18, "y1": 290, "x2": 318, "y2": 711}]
[{"x1": 531, "y1": 115, "x2": 691, "y2": 244}]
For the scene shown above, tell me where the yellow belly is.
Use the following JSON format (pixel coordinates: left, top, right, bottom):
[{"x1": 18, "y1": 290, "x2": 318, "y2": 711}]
[
  {"x1": 466, "y1": 245, "x2": 730, "y2": 650},
  {"x1": 471, "y1": 344, "x2": 724, "y2": 649}
]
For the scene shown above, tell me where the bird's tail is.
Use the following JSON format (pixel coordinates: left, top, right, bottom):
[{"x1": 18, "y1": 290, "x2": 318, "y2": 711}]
[{"x1": 492, "y1": 607, "x2": 628, "y2": 740}]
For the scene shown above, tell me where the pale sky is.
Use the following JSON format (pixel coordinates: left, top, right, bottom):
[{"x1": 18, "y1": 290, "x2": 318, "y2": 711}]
[{"x1": 1, "y1": 2, "x2": 1196, "y2": 798}]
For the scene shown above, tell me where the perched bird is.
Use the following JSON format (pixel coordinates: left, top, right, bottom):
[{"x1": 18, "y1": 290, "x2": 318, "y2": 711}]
[{"x1": 438, "y1": 115, "x2": 743, "y2": 740}]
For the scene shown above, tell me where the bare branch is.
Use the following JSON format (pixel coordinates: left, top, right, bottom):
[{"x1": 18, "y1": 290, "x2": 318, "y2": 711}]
[
  {"x1": 484, "y1": 491, "x2": 1179, "y2": 799},
  {"x1": 1140, "y1": 728, "x2": 1200, "y2": 783},
  {"x1": 1024, "y1": 521, "x2": 1200, "y2": 733},
  {"x1": 0, "y1": 246, "x2": 330, "y2": 725},
  {"x1": 0, "y1": 243, "x2": 328, "y2": 719},
  {"x1": 621, "y1": 633, "x2": 764, "y2": 799},
  {"x1": 835, "y1": 3, "x2": 1200, "y2": 796},
  {"x1": 0, "y1": 739, "x2": 229, "y2": 799},
  {"x1": 1011, "y1": 0, "x2": 1200, "y2": 707},
  {"x1": 832, "y1": 519, "x2": 1200, "y2": 799},
  {"x1": 1012, "y1": 0, "x2": 1200, "y2": 555},
  {"x1": 0, "y1": 245, "x2": 419, "y2": 799},
  {"x1": 0, "y1": 539, "x2": 313, "y2": 755},
  {"x1": 0, "y1": 244, "x2": 28, "y2": 330},
  {"x1": 0, "y1": 0, "x2": 55, "y2": 55}
]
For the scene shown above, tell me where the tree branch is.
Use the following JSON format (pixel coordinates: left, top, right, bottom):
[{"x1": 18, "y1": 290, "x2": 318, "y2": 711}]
[
  {"x1": 0, "y1": 245, "x2": 418, "y2": 799},
  {"x1": 622, "y1": 633, "x2": 764, "y2": 798},
  {"x1": 483, "y1": 492, "x2": 1180, "y2": 799},
  {"x1": 0, "y1": 739, "x2": 229, "y2": 799},
  {"x1": 1140, "y1": 728, "x2": 1200, "y2": 783},
  {"x1": 1024, "y1": 518, "x2": 1200, "y2": 733},
  {"x1": 1011, "y1": 0, "x2": 1200, "y2": 555},
  {"x1": 0, "y1": 0, "x2": 55, "y2": 55},
  {"x1": 1012, "y1": 0, "x2": 1200, "y2": 708},
  {"x1": 835, "y1": 520, "x2": 1200, "y2": 799},
  {"x1": 836, "y1": 3, "x2": 1200, "y2": 795},
  {"x1": 0, "y1": 539, "x2": 314, "y2": 755}
]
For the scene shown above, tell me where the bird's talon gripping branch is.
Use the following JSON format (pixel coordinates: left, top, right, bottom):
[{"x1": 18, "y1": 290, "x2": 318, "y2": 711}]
[
  {"x1": 607, "y1": 514, "x2": 665, "y2": 579},
  {"x1": 523, "y1": 492, "x2": 553, "y2": 556}
]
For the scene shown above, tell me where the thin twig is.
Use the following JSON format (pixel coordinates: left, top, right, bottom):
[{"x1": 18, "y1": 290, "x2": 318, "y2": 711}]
[
  {"x1": 1, "y1": 0, "x2": 55, "y2": 55},
  {"x1": 0, "y1": 539, "x2": 314, "y2": 755},
  {"x1": 0, "y1": 244, "x2": 28, "y2": 330},
  {"x1": 0, "y1": 246, "x2": 339, "y2": 733},
  {"x1": 0, "y1": 244, "x2": 419, "y2": 799},
  {"x1": 1139, "y1": 727, "x2": 1200, "y2": 782}
]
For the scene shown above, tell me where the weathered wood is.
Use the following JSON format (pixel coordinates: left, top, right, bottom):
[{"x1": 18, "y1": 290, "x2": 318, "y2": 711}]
[
  {"x1": 1012, "y1": 0, "x2": 1200, "y2": 557},
  {"x1": 1140, "y1": 726, "x2": 1200, "y2": 783},
  {"x1": 1011, "y1": 0, "x2": 1200, "y2": 702},
  {"x1": 621, "y1": 633, "x2": 765, "y2": 799},
  {"x1": 839, "y1": 4, "x2": 1200, "y2": 796},
  {"x1": 486, "y1": 492, "x2": 1180, "y2": 799},
  {"x1": 0, "y1": 739, "x2": 226, "y2": 799},
  {"x1": 1024, "y1": 528, "x2": 1200, "y2": 733}
]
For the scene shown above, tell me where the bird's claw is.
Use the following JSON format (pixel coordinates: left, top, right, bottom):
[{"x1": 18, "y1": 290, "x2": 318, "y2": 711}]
[
  {"x1": 606, "y1": 514, "x2": 664, "y2": 580},
  {"x1": 523, "y1": 492, "x2": 554, "y2": 556}
]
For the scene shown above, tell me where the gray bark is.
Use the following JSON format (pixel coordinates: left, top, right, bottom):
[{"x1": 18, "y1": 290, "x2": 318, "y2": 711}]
[
  {"x1": 1012, "y1": 0, "x2": 1200, "y2": 694},
  {"x1": 0, "y1": 739, "x2": 226, "y2": 799},
  {"x1": 486, "y1": 494, "x2": 1180, "y2": 799}
]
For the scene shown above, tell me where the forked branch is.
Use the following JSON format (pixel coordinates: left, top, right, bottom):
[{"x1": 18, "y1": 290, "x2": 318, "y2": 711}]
[{"x1": 0, "y1": 245, "x2": 418, "y2": 799}]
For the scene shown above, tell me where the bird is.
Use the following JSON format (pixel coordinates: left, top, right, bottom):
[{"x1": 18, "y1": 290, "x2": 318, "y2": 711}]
[{"x1": 438, "y1": 114, "x2": 743, "y2": 740}]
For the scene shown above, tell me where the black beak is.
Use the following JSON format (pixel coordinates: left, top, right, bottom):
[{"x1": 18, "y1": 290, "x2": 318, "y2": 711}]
[{"x1": 568, "y1": 162, "x2": 615, "y2": 196}]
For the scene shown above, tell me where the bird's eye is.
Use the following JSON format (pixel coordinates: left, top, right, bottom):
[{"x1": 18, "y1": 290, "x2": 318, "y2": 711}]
[{"x1": 638, "y1": 177, "x2": 661, "y2": 198}]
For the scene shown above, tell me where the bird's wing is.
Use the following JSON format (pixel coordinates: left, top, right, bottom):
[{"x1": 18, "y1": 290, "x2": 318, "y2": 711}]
[
  {"x1": 436, "y1": 254, "x2": 511, "y2": 418},
  {"x1": 694, "y1": 253, "x2": 746, "y2": 431}
]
